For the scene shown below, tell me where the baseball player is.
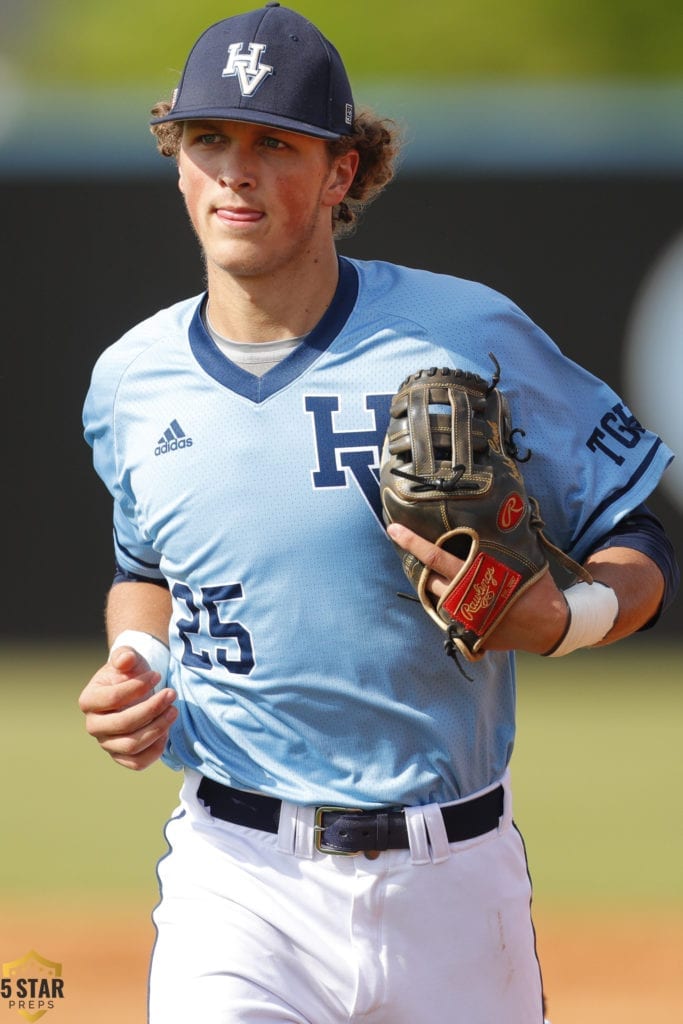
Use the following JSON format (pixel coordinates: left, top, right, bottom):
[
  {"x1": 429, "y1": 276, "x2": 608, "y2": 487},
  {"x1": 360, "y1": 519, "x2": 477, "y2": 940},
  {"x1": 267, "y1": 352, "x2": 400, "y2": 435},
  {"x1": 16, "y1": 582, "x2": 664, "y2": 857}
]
[{"x1": 78, "y1": 5, "x2": 678, "y2": 1023}]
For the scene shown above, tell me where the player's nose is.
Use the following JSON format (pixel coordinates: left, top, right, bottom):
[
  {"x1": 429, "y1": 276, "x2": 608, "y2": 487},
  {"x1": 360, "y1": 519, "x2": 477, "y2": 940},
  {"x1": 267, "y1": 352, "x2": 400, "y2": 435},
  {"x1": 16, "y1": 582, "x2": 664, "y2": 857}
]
[{"x1": 217, "y1": 144, "x2": 256, "y2": 190}]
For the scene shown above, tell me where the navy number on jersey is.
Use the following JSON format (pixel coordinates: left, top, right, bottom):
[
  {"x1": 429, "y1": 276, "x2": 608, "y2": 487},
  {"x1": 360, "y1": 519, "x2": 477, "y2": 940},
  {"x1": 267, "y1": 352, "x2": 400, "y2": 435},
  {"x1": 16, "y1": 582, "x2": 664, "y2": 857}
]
[{"x1": 173, "y1": 582, "x2": 255, "y2": 676}]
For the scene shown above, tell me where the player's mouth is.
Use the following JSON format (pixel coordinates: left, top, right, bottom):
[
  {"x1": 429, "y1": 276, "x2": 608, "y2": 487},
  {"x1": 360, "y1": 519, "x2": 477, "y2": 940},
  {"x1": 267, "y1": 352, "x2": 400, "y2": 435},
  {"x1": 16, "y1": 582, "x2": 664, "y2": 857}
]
[{"x1": 214, "y1": 206, "x2": 264, "y2": 224}]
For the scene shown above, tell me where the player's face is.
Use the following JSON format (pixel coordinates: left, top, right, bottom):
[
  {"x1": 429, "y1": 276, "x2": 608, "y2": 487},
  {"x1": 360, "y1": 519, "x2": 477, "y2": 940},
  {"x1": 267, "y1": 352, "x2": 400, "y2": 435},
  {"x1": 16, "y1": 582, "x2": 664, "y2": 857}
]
[{"x1": 177, "y1": 120, "x2": 358, "y2": 282}]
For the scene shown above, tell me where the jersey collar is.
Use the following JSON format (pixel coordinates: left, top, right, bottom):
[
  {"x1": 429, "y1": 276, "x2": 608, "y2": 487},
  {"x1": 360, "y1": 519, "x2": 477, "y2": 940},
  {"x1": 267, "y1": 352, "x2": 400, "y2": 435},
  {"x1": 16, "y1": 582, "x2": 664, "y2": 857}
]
[{"x1": 188, "y1": 257, "x2": 359, "y2": 403}]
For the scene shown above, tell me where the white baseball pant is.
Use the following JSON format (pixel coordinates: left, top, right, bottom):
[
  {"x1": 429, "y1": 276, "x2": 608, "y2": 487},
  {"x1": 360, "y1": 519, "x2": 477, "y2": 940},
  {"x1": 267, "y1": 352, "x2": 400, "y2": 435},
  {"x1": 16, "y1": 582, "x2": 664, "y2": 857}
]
[{"x1": 149, "y1": 770, "x2": 545, "y2": 1023}]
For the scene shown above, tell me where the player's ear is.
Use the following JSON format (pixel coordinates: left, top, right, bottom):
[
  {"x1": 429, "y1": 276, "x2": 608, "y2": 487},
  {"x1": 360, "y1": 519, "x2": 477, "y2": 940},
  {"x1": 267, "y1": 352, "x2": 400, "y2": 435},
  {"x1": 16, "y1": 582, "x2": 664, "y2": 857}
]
[
  {"x1": 323, "y1": 149, "x2": 359, "y2": 208},
  {"x1": 177, "y1": 164, "x2": 186, "y2": 195}
]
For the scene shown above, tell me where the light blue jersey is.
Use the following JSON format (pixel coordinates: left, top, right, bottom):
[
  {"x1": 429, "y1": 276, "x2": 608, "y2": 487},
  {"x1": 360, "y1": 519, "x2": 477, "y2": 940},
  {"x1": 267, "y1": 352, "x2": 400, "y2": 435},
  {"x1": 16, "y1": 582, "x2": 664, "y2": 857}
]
[{"x1": 83, "y1": 257, "x2": 672, "y2": 807}]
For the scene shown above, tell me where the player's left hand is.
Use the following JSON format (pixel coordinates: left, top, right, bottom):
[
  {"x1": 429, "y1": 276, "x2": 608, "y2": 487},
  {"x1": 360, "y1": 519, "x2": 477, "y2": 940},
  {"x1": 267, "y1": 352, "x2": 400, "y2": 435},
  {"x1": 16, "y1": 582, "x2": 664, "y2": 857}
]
[{"x1": 387, "y1": 523, "x2": 569, "y2": 655}]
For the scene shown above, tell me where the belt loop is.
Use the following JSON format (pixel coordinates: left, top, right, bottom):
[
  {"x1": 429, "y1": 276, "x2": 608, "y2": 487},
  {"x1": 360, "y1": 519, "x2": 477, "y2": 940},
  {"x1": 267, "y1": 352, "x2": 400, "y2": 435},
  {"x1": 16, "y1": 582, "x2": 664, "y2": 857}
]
[
  {"x1": 277, "y1": 803, "x2": 317, "y2": 859},
  {"x1": 295, "y1": 805, "x2": 317, "y2": 859},
  {"x1": 276, "y1": 801, "x2": 297, "y2": 855},
  {"x1": 422, "y1": 804, "x2": 450, "y2": 863},
  {"x1": 403, "y1": 807, "x2": 431, "y2": 865},
  {"x1": 497, "y1": 769, "x2": 512, "y2": 832}
]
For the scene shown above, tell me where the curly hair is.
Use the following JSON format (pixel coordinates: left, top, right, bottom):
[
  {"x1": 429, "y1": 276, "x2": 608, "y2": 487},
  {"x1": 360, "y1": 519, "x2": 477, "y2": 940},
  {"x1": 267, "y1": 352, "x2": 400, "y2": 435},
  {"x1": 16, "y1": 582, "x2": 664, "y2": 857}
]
[{"x1": 150, "y1": 101, "x2": 401, "y2": 238}]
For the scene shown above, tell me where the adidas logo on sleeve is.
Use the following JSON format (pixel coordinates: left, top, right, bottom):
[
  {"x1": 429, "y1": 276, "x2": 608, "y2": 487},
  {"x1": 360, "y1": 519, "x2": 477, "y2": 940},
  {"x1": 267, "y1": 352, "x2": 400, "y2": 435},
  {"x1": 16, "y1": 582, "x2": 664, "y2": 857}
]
[{"x1": 155, "y1": 419, "x2": 193, "y2": 456}]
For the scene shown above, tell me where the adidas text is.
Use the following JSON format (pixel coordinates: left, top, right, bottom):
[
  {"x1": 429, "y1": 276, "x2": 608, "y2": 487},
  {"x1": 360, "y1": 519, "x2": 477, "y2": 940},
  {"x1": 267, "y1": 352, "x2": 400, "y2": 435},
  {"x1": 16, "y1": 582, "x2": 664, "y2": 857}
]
[{"x1": 155, "y1": 437, "x2": 193, "y2": 456}]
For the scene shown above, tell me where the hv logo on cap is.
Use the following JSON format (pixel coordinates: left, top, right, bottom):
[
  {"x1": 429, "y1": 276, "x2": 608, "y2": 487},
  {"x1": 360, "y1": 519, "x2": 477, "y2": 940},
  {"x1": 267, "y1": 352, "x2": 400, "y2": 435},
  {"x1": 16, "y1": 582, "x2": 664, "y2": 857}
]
[{"x1": 222, "y1": 42, "x2": 273, "y2": 97}]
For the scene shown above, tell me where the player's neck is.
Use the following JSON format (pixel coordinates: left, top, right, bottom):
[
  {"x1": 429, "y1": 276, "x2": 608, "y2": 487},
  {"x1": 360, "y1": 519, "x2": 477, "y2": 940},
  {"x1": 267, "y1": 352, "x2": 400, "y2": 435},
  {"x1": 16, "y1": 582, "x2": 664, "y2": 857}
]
[{"x1": 205, "y1": 246, "x2": 340, "y2": 343}]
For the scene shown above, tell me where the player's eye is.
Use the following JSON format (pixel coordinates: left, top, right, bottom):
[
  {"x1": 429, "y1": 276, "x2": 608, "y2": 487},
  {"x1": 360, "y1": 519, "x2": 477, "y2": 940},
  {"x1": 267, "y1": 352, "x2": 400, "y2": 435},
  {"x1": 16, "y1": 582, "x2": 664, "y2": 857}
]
[
  {"x1": 198, "y1": 133, "x2": 223, "y2": 145},
  {"x1": 261, "y1": 136, "x2": 286, "y2": 150}
]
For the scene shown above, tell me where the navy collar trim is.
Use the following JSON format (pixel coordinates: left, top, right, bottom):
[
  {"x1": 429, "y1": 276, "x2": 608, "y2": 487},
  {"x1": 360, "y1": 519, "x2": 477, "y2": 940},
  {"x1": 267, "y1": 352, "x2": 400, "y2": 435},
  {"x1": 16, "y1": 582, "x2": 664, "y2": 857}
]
[{"x1": 188, "y1": 257, "x2": 358, "y2": 402}]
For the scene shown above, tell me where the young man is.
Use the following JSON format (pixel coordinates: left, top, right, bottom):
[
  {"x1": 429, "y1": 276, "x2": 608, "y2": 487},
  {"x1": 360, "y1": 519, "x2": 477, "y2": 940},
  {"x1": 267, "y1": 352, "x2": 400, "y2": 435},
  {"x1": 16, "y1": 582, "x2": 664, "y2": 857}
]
[{"x1": 79, "y1": 5, "x2": 678, "y2": 1022}]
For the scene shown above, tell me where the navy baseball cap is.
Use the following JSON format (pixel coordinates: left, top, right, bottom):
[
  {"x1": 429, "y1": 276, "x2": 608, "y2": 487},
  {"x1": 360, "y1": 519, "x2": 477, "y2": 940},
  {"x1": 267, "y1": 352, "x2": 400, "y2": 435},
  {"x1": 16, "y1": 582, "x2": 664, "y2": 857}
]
[{"x1": 151, "y1": 3, "x2": 355, "y2": 139}]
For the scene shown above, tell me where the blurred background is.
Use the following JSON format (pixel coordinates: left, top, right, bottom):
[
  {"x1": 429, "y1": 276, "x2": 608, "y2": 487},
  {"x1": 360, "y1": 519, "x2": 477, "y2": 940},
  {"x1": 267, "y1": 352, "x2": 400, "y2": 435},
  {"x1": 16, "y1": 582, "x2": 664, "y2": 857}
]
[
  {"x1": 1, "y1": 3, "x2": 681, "y2": 1022},
  {"x1": 1, "y1": 0, "x2": 681, "y2": 642}
]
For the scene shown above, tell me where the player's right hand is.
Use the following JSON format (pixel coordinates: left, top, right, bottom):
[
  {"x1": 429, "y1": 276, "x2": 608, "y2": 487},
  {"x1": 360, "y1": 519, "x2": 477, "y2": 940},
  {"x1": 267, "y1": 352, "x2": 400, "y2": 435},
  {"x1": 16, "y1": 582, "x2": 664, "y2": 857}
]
[
  {"x1": 387, "y1": 523, "x2": 570, "y2": 655},
  {"x1": 78, "y1": 646, "x2": 178, "y2": 770}
]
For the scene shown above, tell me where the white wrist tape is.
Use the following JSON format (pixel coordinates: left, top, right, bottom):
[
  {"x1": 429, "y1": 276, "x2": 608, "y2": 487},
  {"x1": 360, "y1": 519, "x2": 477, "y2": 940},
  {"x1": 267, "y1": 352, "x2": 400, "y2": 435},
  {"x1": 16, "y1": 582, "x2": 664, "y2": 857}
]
[
  {"x1": 109, "y1": 629, "x2": 170, "y2": 690},
  {"x1": 545, "y1": 581, "x2": 619, "y2": 657}
]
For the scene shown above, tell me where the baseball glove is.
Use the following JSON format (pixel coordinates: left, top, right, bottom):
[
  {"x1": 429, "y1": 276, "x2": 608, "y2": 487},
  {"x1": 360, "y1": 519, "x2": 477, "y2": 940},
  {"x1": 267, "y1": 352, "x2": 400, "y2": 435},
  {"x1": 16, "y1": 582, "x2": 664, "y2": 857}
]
[{"x1": 380, "y1": 356, "x2": 591, "y2": 663}]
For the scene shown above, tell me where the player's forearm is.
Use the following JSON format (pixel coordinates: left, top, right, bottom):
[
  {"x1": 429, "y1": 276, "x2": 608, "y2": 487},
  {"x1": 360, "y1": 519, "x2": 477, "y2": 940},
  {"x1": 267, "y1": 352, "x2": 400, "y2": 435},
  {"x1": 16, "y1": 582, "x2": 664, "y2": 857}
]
[
  {"x1": 105, "y1": 581, "x2": 173, "y2": 647},
  {"x1": 583, "y1": 546, "x2": 665, "y2": 644}
]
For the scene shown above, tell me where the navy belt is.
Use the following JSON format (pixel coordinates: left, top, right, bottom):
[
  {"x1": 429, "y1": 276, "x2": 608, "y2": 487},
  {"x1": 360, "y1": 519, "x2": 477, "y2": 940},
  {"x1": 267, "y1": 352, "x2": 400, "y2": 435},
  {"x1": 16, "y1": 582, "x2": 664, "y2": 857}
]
[{"x1": 197, "y1": 777, "x2": 504, "y2": 856}]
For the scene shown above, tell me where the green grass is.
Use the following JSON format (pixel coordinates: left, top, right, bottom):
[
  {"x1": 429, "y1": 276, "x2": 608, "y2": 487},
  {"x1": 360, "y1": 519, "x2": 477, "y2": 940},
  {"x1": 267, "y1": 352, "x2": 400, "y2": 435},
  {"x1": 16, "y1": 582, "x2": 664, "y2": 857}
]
[
  {"x1": 513, "y1": 641, "x2": 683, "y2": 909},
  {"x1": 13, "y1": 0, "x2": 683, "y2": 84},
  {"x1": 0, "y1": 643, "x2": 180, "y2": 906},
  {"x1": 1, "y1": 640, "x2": 681, "y2": 910}
]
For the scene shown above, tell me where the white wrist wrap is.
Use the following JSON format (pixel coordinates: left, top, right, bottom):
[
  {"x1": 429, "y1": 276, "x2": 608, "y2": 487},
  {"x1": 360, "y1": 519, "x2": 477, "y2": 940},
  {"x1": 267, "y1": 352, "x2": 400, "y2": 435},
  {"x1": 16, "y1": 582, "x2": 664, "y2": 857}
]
[
  {"x1": 546, "y1": 581, "x2": 619, "y2": 657},
  {"x1": 109, "y1": 629, "x2": 170, "y2": 690}
]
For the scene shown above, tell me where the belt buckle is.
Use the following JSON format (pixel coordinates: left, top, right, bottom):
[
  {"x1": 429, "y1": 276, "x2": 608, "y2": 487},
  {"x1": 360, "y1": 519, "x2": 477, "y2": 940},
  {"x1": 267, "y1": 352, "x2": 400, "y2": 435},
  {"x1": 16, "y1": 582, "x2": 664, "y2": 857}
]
[{"x1": 314, "y1": 805, "x2": 363, "y2": 856}]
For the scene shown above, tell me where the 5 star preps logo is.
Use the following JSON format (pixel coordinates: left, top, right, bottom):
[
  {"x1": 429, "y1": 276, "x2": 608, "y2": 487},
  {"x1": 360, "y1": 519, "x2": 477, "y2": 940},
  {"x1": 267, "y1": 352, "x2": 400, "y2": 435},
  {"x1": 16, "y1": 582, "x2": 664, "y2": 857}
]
[{"x1": 1, "y1": 951, "x2": 64, "y2": 1022}]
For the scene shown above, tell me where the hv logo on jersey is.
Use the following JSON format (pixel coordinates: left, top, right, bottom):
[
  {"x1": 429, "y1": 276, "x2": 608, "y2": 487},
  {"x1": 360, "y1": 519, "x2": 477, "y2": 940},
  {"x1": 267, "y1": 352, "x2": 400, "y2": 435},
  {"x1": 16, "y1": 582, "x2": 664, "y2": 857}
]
[
  {"x1": 222, "y1": 42, "x2": 273, "y2": 96},
  {"x1": 305, "y1": 393, "x2": 392, "y2": 524}
]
